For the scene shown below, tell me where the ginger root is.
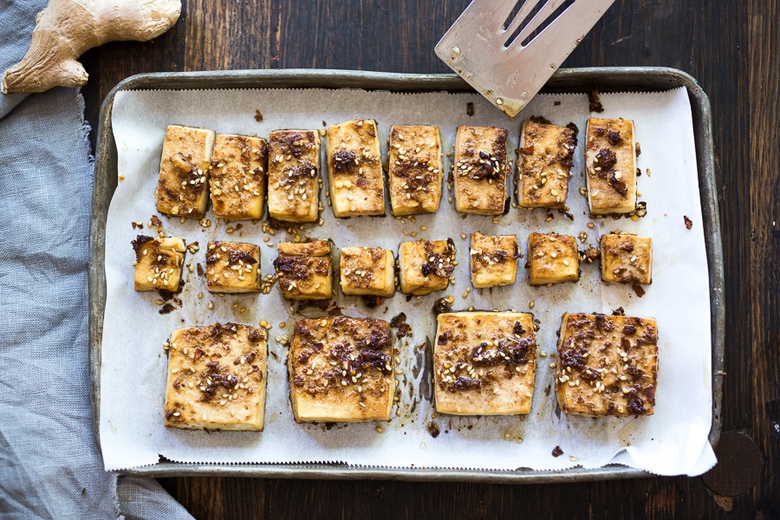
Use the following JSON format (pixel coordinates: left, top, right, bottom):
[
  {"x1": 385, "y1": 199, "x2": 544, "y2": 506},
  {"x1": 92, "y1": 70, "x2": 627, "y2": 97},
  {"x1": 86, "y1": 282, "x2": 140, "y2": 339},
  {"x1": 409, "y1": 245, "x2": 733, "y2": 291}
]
[{"x1": 2, "y1": 0, "x2": 181, "y2": 94}]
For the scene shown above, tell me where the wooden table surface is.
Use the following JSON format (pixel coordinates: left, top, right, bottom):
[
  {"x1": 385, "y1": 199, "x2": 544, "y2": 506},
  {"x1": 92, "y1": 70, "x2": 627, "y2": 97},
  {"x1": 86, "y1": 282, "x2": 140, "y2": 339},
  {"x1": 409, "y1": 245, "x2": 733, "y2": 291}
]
[{"x1": 80, "y1": 1, "x2": 779, "y2": 517}]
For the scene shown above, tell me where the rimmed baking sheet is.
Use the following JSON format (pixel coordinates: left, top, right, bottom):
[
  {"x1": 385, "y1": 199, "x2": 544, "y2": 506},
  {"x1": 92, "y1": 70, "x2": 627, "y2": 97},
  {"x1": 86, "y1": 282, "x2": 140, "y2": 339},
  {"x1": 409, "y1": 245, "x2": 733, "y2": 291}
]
[{"x1": 90, "y1": 67, "x2": 723, "y2": 482}]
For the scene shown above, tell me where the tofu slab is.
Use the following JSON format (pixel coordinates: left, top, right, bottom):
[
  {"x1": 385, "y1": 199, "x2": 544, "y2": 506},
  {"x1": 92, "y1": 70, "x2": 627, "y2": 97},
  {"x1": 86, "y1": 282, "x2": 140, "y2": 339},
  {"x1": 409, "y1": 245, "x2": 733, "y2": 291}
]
[
  {"x1": 132, "y1": 235, "x2": 186, "y2": 292},
  {"x1": 453, "y1": 125, "x2": 510, "y2": 215},
  {"x1": 398, "y1": 239, "x2": 456, "y2": 295},
  {"x1": 518, "y1": 118, "x2": 578, "y2": 209},
  {"x1": 326, "y1": 119, "x2": 385, "y2": 217},
  {"x1": 205, "y1": 241, "x2": 262, "y2": 293},
  {"x1": 555, "y1": 313, "x2": 658, "y2": 417},
  {"x1": 339, "y1": 246, "x2": 396, "y2": 297},
  {"x1": 155, "y1": 125, "x2": 216, "y2": 219},
  {"x1": 267, "y1": 130, "x2": 321, "y2": 222},
  {"x1": 469, "y1": 232, "x2": 519, "y2": 289},
  {"x1": 288, "y1": 317, "x2": 395, "y2": 423},
  {"x1": 209, "y1": 134, "x2": 268, "y2": 221},
  {"x1": 585, "y1": 118, "x2": 637, "y2": 214},
  {"x1": 434, "y1": 312, "x2": 537, "y2": 415},
  {"x1": 164, "y1": 322, "x2": 268, "y2": 431},
  {"x1": 527, "y1": 232, "x2": 579, "y2": 285},
  {"x1": 600, "y1": 233, "x2": 653, "y2": 285},
  {"x1": 387, "y1": 125, "x2": 443, "y2": 216},
  {"x1": 273, "y1": 240, "x2": 333, "y2": 300}
]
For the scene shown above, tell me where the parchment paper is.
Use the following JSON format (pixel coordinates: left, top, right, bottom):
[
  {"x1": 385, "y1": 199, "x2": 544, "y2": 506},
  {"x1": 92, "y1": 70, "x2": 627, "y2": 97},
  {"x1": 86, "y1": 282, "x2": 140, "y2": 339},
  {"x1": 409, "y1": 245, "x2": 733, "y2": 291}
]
[{"x1": 100, "y1": 85, "x2": 716, "y2": 476}]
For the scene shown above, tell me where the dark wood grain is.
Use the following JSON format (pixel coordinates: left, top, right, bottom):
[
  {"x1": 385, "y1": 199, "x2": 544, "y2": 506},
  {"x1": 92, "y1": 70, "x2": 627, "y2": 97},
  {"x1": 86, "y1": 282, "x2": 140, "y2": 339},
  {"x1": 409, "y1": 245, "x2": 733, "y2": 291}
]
[
  {"x1": 80, "y1": 0, "x2": 780, "y2": 517},
  {"x1": 748, "y1": 0, "x2": 780, "y2": 513}
]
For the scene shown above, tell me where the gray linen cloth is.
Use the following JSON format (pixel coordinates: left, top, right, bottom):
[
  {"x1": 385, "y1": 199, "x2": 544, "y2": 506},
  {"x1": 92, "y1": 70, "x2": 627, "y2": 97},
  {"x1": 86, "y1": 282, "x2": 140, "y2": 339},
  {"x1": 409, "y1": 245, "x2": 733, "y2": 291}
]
[{"x1": 1, "y1": 1, "x2": 193, "y2": 518}]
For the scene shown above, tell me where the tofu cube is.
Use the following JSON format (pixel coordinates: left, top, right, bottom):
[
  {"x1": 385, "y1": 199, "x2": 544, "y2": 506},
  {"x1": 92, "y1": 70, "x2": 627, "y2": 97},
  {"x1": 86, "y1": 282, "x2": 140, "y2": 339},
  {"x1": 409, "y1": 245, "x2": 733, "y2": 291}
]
[
  {"x1": 387, "y1": 125, "x2": 443, "y2": 216},
  {"x1": 132, "y1": 235, "x2": 186, "y2": 292},
  {"x1": 267, "y1": 130, "x2": 321, "y2": 222},
  {"x1": 585, "y1": 118, "x2": 637, "y2": 214},
  {"x1": 209, "y1": 134, "x2": 268, "y2": 221},
  {"x1": 339, "y1": 246, "x2": 396, "y2": 297},
  {"x1": 398, "y1": 239, "x2": 456, "y2": 295},
  {"x1": 205, "y1": 241, "x2": 261, "y2": 293},
  {"x1": 164, "y1": 322, "x2": 268, "y2": 430},
  {"x1": 326, "y1": 119, "x2": 385, "y2": 217},
  {"x1": 526, "y1": 232, "x2": 579, "y2": 285},
  {"x1": 273, "y1": 240, "x2": 333, "y2": 300},
  {"x1": 469, "y1": 232, "x2": 519, "y2": 289},
  {"x1": 288, "y1": 317, "x2": 395, "y2": 422},
  {"x1": 434, "y1": 312, "x2": 537, "y2": 415},
  {"x1": 518, "y1": 118, "x2": 578, "y2": 208},
  {"x1": 555, "y1": 313, "x2": 658, "y2": 417},
  {"x1": 600, "y1": 233, "x2": 653, "y2": 285},
  {"x1": 453, "y1": 126, "x2": 510, "y2": 215},
  {"x1": 155, "y1": 125, "x2": 215, "y2": 219}
]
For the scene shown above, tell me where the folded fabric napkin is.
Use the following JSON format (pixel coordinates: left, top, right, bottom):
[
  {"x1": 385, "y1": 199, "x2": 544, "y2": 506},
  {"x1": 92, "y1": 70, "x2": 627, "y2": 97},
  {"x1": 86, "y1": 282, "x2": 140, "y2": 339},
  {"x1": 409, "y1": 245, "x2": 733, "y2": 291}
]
[{"x1": 0, "y1": 1, "x2": 191, "y2": 518}]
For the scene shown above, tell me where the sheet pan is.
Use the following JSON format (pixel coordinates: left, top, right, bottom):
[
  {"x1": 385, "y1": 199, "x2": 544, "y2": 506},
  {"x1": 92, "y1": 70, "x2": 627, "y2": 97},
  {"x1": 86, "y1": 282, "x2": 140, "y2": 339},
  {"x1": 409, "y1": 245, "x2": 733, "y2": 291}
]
[{"x1": 89, "y1": 67, "x2": 723, "y2": 482}]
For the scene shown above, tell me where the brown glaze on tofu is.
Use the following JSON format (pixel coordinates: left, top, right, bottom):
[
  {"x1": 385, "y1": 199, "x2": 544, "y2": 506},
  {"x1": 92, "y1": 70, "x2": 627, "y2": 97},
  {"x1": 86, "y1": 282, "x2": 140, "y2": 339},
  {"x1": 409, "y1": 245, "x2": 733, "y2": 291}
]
[
  {"x1": 434, "y1": 312, "x2": 537, "y2": 415},
  {"x1": 288, "y1": 317, "x2": 395, "y2": 422},
  {"x1": 555, "y1": 313, "x2": 658, "y2": 417},
  {"x1": 164, "y1": 322, "x2": 268, "y2": 430},
  {"x1": 156, "y1": 125, "x2": 215, "y2": 219},
  {"x1": 453, "y1": 125, "x2": 509, "y2": 215},
  {"x1": 585, "y1": 118, "x2": 637, "y2": 214},
  {"x1": 209, "y1": 134, "x2": 267, "y2": 221},
  {"x1": 387, "y1": 125, "x2": 443, "y2": 216}
]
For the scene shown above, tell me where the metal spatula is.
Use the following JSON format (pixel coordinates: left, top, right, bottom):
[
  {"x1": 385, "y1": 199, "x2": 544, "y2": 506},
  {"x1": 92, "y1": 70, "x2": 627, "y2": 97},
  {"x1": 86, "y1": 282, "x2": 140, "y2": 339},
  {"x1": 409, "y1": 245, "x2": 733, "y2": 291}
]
[{"x1": 435, "y1": 0, "x2": 616, "y2": 117}]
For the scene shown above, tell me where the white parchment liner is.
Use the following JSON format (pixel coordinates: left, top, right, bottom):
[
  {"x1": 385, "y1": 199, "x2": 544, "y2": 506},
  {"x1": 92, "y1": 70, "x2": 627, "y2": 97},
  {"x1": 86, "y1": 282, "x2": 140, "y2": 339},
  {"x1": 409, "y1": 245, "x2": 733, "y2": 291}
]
[{"x1": 100, "y1": 86, "x2": 716, "y2": 476}]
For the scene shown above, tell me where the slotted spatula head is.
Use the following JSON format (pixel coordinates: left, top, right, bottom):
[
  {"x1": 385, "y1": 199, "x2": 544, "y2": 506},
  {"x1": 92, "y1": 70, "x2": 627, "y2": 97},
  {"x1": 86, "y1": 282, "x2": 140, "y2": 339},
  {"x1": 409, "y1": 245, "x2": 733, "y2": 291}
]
[{"x1": 435, "y1": 0, "x2": 616, "y2": 117}]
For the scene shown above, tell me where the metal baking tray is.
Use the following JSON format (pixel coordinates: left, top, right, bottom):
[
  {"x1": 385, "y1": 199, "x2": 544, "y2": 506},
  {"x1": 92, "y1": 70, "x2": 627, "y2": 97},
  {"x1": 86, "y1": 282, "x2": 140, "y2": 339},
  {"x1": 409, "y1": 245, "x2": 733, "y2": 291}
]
[{"x1": 89, "y1": 67, "x2": 723, "y2": 482}]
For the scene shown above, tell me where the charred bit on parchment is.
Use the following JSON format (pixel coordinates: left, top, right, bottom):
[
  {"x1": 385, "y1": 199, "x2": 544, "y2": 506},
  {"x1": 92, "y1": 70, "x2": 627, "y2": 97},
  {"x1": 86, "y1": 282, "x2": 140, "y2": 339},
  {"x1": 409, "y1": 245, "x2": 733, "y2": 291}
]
[{"x1": 588, "y1": 90, "x2": 604, "y2": 113}]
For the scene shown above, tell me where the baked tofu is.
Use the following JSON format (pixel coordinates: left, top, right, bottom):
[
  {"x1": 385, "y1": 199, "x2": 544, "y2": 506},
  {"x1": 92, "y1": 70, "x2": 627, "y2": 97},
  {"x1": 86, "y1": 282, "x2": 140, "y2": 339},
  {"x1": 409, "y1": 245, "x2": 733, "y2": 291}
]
[
  {"x1": 164, "y1": 322, "x2": 268, "y2": 431},
  {"x1": 267, "y1": 130, "x2": 321, "y2": 222},
  {"x1": 469, "y1": 232, "x2": 519, "y2": 289},
  {"x1": 434, "y1": 312, "x2": 537, "y2": 415},
  {"x1": 205, "y1": 241, "x2": 261, "y2": 293},
  {"x1": 209, "y1": 134, "x2": 267, "y2": 221},
  {"x1": 518, "y1": 118, "x2": 578, "y2": 208},
  {"x1": 155, "y1": 125, "x2": 216, "y2": 219},
  {"x1": 398, "y1": 239, "x2": 456, "y2": 295},
  {"x1": 339, "y1": 246, "x2": 396, "y2": 297},
  {"x1": 585, "y1": 118, "x2": 637, "y2": 214},
  {"x1": 288, "y1": 317, "x2": 395, "y2": 423},
  {"x1": 527, "y1": 232, "x2": 579, "y2": 286},
  {"x1": 132, "y1": 235, "x2": 186, "y2": 292},
  {"x1": 555, "y1": 313, "x2": 658, "y2": 417},
  {"x1": 387, "y1": 125, "x2": 443, "y2": 216},
  {"x1": 273, "y1": 240, "x2": 333, "y2": 301},
  {"x1": 600, "y1": 233, "x2": 653, "y2": 285},
  {"x1": 453, "y1": 126, "x2": 510, "y2": 215},
  {"x1": 326, "y1": 119, "x2": 385, "y2": 217}
]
